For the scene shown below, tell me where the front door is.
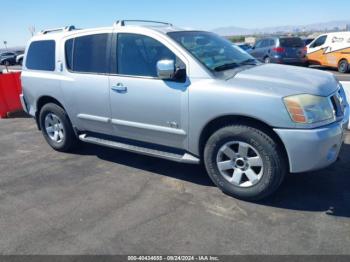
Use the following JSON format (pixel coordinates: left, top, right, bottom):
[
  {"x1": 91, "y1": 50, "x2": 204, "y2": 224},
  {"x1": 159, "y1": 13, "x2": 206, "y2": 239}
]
[
  {"x1": 109, "y1": 33, "x2": 189, "y2": 149},
  {"x1": 307, "y1": 35, "x2": 328, "y2": 66}
]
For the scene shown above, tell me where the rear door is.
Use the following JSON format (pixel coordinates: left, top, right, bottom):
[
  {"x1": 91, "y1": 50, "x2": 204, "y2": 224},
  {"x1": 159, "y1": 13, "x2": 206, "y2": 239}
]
[
  {"x1": 60, "y1": 31, "x2": 113, "y2": 135},
  {"x1": 249, "y1": 40, "x2": 263, "y2": 59},
  {"x1": 260, "y1": 39, "x2": 272, "y2": 60},
  {"x1": 251, "y1": 40, "x2": 265, "y2": 61},
  {"x1": 307, "y1": 35, "x2": 328, "y2": 65},
  {"x1": 265, "y1": 39, "x2": 275, "y2": 57}
]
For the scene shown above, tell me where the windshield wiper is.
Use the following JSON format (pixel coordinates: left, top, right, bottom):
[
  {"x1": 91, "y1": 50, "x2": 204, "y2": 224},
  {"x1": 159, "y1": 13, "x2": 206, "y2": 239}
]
[
  {"x1": 239, "y1": 58, "x2": 258, "y2": 66},
  {"x1": 214, "y1": 62, "x2": 239, "y2": 72}
]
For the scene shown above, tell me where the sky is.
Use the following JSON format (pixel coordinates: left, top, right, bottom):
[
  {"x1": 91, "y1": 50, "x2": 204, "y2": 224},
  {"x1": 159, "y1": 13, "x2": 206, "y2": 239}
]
[{"x1": 1, "y1": 0, "x2": 350, "y2": 47}]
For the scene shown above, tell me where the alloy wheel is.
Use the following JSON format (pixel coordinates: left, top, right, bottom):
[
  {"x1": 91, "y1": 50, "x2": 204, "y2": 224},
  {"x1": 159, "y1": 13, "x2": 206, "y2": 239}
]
[
  {"x1": 44, "y1": 113, "x2": 65, "y2": 143},
  {"x1": 216, "y1": 141, "x2": 264, "y2": 188}
]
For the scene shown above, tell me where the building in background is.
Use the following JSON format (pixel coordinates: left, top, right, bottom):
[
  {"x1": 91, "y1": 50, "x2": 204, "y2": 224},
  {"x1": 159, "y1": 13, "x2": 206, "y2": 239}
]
[{"x1": 244, "y1": 37, "x2": 256, "y2": 44}]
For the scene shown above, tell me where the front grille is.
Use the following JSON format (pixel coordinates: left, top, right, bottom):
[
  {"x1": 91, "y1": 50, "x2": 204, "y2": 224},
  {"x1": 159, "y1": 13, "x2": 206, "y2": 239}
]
[{"x1": 330, "y1": 90, "x2": 345, "y2": 118}]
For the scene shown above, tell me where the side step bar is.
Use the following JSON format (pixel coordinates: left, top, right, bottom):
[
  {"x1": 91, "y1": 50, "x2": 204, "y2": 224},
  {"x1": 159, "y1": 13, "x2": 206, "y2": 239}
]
[{"x1": 79, "y1": 134, "x2": 200, "y2": 164}]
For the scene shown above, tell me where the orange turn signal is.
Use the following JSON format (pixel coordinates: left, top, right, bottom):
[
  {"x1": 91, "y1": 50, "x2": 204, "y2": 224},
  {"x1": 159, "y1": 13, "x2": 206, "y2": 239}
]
[{"x1": 284, "y1": 98, "x2": 307, "y2": 123}]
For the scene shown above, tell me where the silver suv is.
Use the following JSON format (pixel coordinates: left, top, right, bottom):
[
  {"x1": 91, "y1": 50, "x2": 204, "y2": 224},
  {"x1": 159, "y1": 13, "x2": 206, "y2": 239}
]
[{"x1": 20, "y1": 21, "x2": 349, "y2": 201}]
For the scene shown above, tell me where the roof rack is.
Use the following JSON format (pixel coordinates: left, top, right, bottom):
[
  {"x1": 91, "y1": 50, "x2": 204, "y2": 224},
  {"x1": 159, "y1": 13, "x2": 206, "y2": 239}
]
[
  {"x1": 114, "y1": 20, "x2": 173, "y2": 27},
  {"x1": 40, "y1": 25, "x2": 77, "y2": 35}
]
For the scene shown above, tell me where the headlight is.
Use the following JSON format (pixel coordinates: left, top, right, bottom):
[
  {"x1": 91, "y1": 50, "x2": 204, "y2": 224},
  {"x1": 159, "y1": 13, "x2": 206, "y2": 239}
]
[{"x1": 283, "y1": 94, "x2": 335, "y2": 124}]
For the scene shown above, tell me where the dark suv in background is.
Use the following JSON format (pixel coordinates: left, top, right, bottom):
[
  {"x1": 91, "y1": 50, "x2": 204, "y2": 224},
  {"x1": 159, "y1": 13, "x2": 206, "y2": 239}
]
[
  {"x1": 249, "y1": 37, "x2": 307, "y2": 65},
  {"x1": 0, "y1": 52, "x2": 17, "y2": 66}
]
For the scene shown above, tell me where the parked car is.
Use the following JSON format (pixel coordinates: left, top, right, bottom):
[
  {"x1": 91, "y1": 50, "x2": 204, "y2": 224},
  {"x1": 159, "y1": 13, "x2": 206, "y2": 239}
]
[
  {"x1": 303, "y1": 38, "x2": 314, "y2": 46},
  {"x1": 249, "y1": 36, "x2": 307, "y2": 65},
  {"x1": 236, "y1": 43, "x2": 252, "y2": 51},
  {"x1": 0, "y1": 52, "x2": 17, "y2": 66},
  {"x1": 20, "y1": 21, "x2": 349, "y2": 201},
  {"x1": 14, "y1": 50, "x2": 24, "y2": 55},
  {"x1": 342, "y1": 82, "x2": 350, "y2": 129},
  {"x1": 307, "y1": 32, "x2": 350, "y2": 73},
  {"x1": 16, "y1": 54, "x2": 24, "y2": 65}
]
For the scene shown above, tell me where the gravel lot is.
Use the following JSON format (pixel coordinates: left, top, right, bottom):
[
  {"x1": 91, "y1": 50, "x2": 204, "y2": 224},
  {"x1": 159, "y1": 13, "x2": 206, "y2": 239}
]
[{"x1": 0, "y1": 117, "x2": 349, "y2": 255}]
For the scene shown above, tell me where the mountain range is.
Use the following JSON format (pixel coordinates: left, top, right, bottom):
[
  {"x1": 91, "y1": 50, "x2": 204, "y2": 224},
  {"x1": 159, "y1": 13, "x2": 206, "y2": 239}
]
[{"x1": 213, "y1": 20, "x2": 350, "y2": 36}]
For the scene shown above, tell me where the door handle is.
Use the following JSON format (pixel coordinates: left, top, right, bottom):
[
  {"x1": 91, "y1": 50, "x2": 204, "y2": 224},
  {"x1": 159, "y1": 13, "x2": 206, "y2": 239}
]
[{"x1": 111, "y1": 83, "x2": 127, "y2": 93}]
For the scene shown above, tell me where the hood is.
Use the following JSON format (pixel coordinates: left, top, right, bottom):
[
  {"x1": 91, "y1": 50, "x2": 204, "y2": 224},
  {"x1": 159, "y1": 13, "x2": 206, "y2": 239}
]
[{"x1": 231, "y1": 64, "x2": 338, "y2": 97}]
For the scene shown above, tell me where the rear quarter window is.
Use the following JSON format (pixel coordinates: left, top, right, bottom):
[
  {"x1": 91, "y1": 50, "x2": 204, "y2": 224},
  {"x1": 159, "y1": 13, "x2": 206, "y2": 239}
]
[{"x1": 26, "y1": 40, "x2": 55, "y2": 71}]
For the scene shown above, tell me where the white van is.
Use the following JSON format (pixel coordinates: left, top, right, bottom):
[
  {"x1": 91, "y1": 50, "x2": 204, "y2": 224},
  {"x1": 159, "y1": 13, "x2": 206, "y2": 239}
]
[{"x1": 307, "y1": 32, "x2": 350, "y2": 73}]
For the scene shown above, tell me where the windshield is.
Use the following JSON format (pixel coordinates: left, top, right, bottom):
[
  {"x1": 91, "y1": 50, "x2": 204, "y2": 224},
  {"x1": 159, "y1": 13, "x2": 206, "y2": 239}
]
[{"x1": 168, "y1": 31, "x2": 258, "y2": 72}]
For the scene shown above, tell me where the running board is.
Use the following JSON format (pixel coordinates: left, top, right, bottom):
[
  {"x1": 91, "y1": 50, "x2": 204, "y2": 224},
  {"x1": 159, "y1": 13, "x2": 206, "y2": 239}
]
[{"x1": 79, "y1": 134, "x2": 200, "y2": 164}]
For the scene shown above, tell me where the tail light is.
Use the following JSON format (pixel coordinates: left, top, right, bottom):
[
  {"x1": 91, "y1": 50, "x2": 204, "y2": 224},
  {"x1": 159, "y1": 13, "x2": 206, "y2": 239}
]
[{"x1": 272, "y1": 47, "x2": 285, "y2": 53}]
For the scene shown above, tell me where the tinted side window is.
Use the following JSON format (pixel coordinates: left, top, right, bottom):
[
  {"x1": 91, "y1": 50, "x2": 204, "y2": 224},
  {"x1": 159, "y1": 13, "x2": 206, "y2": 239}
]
[
  {"x1": 71, "y1": 34, "x2": 109, "y2": 73},
  {"x1": 117, "y1": 33, "x2": 176, "y2": 77},
  {"x1": 255, "y1": 40, "x2": 263, "y2": 48},
  {"x1": 26, "y1": 40, "x2": 55, "y2": 71},
  {"x1": 261, "y1": 40, "x2": 269, "y2": 48}
]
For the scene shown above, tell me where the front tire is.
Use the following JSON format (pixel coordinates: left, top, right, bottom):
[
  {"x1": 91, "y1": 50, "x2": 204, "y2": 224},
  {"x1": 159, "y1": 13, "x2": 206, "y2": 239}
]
[
  {"x1": 204, "y1": 125, "x2": 287, "y2": 201},
  {"x1": 39, "y1": 103, "x2": 78, "y2": 152},
  {"x1": 303, "y1": 61, "x2": 310, "y2": 67}
]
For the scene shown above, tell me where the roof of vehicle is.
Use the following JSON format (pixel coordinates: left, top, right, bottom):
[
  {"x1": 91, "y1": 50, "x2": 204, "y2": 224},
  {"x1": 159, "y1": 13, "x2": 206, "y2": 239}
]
[
  {"x1": 30, "y1": 20, "x2": 188, "y2": 42},
  {"x1": 316, "y1": 31, "x2": 350, "y2": 37},
  {"x1": 259, "y1": 36, "x2": 303, "y2": 40}
]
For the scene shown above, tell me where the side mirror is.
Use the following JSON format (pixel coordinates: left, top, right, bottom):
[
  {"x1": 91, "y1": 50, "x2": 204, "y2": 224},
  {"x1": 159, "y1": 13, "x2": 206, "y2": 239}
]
[{"x1": 157, "y1": 60, "x2": 175, "y2": 80}]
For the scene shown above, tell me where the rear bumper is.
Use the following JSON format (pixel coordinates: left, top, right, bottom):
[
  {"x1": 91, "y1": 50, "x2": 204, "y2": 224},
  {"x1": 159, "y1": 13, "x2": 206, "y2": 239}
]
[
  {"x1": 274, "y1": 107, "x2": 349, "y2": 173},
  {"x1": 19, "y1": 94, "x2": 28, "y2": 113},
  {"x1": 271, "y1": 56, "x2": 308, "y2": 65}
]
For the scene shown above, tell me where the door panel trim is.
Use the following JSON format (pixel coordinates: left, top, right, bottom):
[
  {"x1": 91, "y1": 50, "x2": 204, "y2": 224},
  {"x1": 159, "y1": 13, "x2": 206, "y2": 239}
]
[
  {"x1": 77, "y1": 114, "x2": 110, "y2": 123},
  {"x1": 111, "y1": 118, "x2": 186, "y2": 136}
]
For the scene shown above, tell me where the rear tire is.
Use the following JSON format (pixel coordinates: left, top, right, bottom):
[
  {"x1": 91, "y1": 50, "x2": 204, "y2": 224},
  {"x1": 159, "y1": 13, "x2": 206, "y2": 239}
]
[
  {"x1": 338, "y1": 59, "x2": 349, "y2": 73},
  {"x1": 204, "y1": 125, "x2": 287, "y2": 201},
  {"x1": 264, "y1": 57, "x2": 271, "y2": 64},
  {"x1": 39, "y1": 103, "x2": 78, "y2": 152}
]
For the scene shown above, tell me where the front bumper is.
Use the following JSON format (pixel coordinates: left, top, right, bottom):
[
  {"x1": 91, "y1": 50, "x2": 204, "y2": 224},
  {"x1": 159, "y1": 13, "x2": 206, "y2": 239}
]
[{"x1": 274, "y1": 106, "x2": 349, "y2": 173}]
